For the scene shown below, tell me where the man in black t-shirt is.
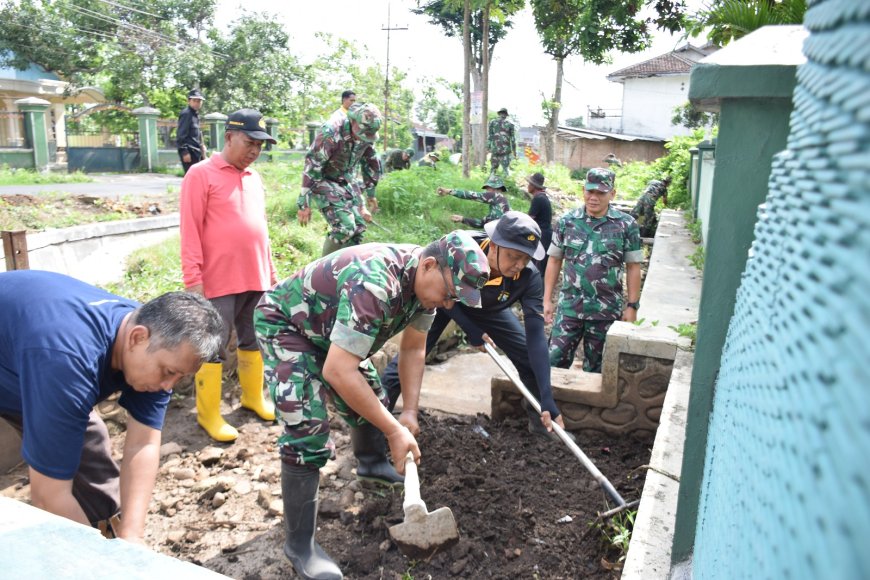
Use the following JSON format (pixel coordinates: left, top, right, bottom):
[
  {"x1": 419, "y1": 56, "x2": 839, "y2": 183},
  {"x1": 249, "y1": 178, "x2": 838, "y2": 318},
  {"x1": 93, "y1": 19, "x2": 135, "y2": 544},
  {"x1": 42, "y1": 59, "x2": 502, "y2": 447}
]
[{"x1": 526, "y1": 172, "x2": 552, "y2": 278}]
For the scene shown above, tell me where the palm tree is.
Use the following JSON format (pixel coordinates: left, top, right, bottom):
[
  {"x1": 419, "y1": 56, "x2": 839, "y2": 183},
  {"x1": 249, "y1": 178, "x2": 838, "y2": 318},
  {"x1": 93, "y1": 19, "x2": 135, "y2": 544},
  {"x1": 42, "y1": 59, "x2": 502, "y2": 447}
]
[{"x1": 688, "y1": 0, "x2": 807, "y2": 45}]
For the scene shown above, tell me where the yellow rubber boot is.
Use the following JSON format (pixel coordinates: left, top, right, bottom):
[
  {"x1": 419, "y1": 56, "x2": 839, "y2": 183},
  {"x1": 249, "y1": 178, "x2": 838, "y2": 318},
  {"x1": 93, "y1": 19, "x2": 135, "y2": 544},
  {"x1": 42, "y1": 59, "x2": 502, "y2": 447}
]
[
  {"x1": 238, "y1": 349, "x2": 275, "y2": 421},
  {"x1": 195, "y1": 362, "x2": 238, "y2": 442}
]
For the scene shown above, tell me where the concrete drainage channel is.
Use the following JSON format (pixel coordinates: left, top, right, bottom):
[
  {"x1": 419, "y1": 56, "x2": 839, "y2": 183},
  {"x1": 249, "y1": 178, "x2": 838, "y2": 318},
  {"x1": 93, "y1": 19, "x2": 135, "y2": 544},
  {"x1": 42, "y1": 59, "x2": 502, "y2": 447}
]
[
  {"x1": 1, "y1": 209, "x2": 701, "y2": 578},
  {"x1": 0, "y1": 214, "x2": 179, "y2": 285}
]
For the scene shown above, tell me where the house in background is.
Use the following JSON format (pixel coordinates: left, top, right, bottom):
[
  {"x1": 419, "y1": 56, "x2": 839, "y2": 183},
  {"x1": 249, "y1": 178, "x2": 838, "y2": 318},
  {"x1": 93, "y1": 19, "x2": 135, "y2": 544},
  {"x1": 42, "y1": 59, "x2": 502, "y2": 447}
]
[
  {"x1": 0, "y1": 54, "x2": 104, "y2": 157},
  {"x1": 546, "y1": 125, "x2": 665, "y2": 172},
  {"x1": 588, "y1": 43, "x2": 719, "y2": 140},
  {"x1": 410, "y1": 125, "x2": 454, "y2": 158}
]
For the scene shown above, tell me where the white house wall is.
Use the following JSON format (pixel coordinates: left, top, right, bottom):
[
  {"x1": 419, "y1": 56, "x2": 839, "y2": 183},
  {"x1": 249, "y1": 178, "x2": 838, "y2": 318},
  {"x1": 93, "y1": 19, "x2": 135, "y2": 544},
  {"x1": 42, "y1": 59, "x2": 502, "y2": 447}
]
[{"x1": 621, "y1": 76, "x2": 695, "y2": 140}]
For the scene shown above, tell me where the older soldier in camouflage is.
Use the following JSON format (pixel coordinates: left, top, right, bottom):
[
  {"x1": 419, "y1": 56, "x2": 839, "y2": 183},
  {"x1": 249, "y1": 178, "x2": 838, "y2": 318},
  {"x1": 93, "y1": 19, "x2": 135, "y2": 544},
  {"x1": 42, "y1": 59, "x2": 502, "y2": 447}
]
[
  {"x1": 437, "y1": 176, "x2": 511, "y2": 229},
  {"x1": 488, "y1": 107, "x2": 516, "y2": 177},
  {"x1": 254, "y1": 231, "x2": 489, "y2": 580},
  {"x1": 383, "y1": 147, "x2": 414, "y2": 172},
  {"x1": 543, "y1": 168, "x2": 643, "y2": 373},
  {"x1": 630, "y1": 176, "x2": 671, "y2": 238},
  {"x1": 297, "y1": 102, "x2": 382, "y2": 257}
]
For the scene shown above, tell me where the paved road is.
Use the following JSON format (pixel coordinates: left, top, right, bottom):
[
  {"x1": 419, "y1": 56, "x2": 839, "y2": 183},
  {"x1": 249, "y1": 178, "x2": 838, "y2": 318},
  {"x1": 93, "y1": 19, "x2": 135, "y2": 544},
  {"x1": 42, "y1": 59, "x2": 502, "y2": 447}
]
[{"x1": 0, "y1": 173, "x2": 182, "y2": 199}]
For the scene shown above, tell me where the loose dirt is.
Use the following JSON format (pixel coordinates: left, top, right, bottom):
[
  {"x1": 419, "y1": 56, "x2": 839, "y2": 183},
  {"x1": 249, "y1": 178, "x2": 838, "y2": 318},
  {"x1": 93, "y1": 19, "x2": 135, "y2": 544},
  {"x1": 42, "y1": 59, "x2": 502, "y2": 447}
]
[{"x1": 2, "y1": 367, "x2": 651, "y2": 579}]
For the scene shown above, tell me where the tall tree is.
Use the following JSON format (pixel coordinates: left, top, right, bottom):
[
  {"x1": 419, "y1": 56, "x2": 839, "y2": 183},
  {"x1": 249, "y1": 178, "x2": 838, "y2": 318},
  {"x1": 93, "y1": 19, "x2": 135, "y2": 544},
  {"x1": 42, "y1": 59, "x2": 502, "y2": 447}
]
[
  {"x1": 413, "y1": 0, "x2": 523, "y2": 168},
  {"x1": 0, "y1": 0, "x2": 217, "y2": 106},
  {"x1": 531, "y1": 0, "x2": 687, "y2": 161}
]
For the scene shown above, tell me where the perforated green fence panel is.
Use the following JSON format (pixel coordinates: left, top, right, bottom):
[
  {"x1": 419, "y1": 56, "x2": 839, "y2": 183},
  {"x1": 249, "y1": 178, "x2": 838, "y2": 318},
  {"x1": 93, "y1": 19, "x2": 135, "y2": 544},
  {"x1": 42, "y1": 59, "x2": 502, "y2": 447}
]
[{"x1": 693, "y1": 2, "x2": 870, "y2": 578}]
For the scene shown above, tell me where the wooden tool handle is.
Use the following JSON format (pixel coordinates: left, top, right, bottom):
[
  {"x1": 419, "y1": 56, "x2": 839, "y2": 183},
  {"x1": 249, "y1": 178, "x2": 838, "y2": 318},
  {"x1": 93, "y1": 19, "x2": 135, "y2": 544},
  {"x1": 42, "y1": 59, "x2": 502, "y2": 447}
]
[{"x1": 402, "y1": 452, "x2": 427, "y2": 516}]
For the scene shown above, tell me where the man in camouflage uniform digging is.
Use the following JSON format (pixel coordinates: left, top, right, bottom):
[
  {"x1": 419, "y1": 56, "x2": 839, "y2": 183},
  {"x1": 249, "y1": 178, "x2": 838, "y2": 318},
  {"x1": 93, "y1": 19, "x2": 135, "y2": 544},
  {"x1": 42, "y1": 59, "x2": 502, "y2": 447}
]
[
  {"x1": 488, "y1": 107, "x2": 516, "y2": 177},
  {"x1": 438, "y1": 176, "x2": 511, "y2": 228},
  {"x1": 382, "y1": 147, "x2": 414, "y2": 172},
  {"x1": 543, "y1": 168, "x2": 642, "y2": 373},
  {"x1": 630, "y1": 176, "x2": 671, "y2": 238},
  {"x1": 297, "y1": 102, "x2": 382, "y2": 257},
  {"x1": 254, "y1": 232, "x2": 489, "y2": 580}
]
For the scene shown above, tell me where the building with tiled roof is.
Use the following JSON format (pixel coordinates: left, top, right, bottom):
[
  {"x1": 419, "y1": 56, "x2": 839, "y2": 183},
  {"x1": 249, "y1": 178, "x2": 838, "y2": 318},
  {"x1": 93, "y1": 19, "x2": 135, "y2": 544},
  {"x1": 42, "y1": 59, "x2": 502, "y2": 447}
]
[{"x1": 588, "y1": 43, "x2": 718, "y2": 140}]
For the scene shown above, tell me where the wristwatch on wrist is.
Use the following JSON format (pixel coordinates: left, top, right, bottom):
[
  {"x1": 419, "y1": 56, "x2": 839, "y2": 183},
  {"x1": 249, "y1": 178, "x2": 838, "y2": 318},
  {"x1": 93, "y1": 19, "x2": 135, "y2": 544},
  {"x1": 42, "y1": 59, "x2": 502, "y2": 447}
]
[{"x1": 625, "y1": 301, "x2": 640, "y2": 310}]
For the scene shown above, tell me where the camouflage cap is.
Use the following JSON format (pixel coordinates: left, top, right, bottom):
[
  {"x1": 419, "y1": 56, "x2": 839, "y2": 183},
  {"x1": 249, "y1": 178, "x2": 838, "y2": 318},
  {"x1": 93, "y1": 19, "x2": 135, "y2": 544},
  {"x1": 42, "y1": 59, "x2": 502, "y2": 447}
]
[
  {"x1": 483, "y1": 176, "x2": 507, "y2": 191},
  {"x1": 585, "y1": 168, "x2": 616, "y2": 193},
  {"x1": 437, "y1": 230, "x2": 490, "y2": 308},
  {"x1": 404, "y1": 148, "x2": 415, "y2": 156},
  {"x1": 347, "y1": 102, "x2": 382, "y2": 143}
]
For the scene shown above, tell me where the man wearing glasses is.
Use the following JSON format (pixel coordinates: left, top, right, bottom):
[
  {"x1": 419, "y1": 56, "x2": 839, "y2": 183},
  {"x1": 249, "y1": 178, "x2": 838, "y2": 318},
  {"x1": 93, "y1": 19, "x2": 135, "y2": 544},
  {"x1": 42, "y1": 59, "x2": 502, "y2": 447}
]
[
  {"x1": 381, "y1": 211, "x2": 571, "y2": 440},
  {"x1": 253, "y1": 231, "x2": 489, "y2": 580}
]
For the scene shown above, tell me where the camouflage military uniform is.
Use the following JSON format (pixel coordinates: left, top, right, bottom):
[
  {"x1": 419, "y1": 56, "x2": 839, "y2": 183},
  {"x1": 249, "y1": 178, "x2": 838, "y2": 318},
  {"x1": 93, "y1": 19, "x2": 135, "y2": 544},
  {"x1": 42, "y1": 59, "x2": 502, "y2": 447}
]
[
  {"x1": 487, "y1": 115, "x2": 516, "y2": 176},
  {"x1": 630, "y1": 180, "x2": 668, "y2": 238},
  {"x1": 383, "y1": 148, "x2": 412, "y2": 172},
  {"x1": 298, "y1": 104, "x2": 381, "y2": 249},
  {"x1": 448, "y1": 176, "x2": 511, "y2": 229},
  {"x1": 254, "y1": 233, "x2": 489, "y2": 467},
  {"x1": 548, "y1": 206, "x2": 642, "y2": 372}
]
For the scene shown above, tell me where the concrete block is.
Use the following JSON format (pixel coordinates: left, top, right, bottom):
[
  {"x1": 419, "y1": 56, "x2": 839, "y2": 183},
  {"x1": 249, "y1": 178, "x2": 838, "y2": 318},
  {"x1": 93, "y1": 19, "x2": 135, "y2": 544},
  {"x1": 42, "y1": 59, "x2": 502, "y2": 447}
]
[{"x1": 0, "y1": 497, "x2": 229, "y2": 578}]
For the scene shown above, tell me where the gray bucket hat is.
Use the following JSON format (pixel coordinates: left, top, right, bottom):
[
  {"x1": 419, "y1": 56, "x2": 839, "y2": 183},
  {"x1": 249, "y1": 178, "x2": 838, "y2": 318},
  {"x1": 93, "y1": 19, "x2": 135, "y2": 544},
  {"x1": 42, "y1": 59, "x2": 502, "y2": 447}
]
[{"x1": 484, "y1": 211, "x2": 545, "y2": 260}]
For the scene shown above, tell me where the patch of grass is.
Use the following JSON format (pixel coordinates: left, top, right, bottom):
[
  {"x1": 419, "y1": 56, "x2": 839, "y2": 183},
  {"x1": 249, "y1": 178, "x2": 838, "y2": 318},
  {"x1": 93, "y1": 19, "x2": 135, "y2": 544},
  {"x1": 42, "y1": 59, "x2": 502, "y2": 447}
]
[
  {"x1": 598, "y1": 509, "x2": 636, "y2": 566},
  {"x1": 670, "y1": 321, "x2": 697, "y2": 349},
  {"x1": 689, "y1": 244, "x2": 705, "y2": 271},
  {"x1": 0, "y1": 193, "x2": 136, "y2": 231},
  {"x1": 103, "y1": 237, "x2": 184, "y2": 300},
  {"x1": 0, "y1": 166, "x2": 92, "y2": 185}
]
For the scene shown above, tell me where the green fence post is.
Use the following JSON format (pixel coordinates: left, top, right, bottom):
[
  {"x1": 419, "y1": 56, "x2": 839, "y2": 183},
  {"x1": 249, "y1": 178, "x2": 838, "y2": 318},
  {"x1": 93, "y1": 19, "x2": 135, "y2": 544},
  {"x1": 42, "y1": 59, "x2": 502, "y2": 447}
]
[
  {"x1": 14, "y1": 97, "x2": 50, "y2": 170},
  {"x1": 204, "y1": 112, "x2": 227, "y2": 153},
  {"x1": 265, "y1": 117, "x2": 279, "y2": 161},
  {"x1": 132, "y1": 107, "x2": 160, "y2": 172}
]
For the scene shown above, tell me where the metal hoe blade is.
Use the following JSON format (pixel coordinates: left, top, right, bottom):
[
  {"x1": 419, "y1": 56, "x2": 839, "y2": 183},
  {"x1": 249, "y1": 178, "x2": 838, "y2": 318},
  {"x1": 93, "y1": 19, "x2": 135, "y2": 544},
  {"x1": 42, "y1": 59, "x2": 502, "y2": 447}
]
[{"x1": 388, "y1": 453, "x2": 460, "y2": 559}]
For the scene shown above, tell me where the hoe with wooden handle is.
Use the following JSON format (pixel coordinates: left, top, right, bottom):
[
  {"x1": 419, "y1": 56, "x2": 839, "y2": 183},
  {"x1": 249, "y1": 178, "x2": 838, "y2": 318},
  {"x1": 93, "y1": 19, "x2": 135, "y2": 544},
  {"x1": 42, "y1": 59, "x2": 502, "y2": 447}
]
[{"x1": 389, "y1": 452, "x2": 460, "y2": 559}]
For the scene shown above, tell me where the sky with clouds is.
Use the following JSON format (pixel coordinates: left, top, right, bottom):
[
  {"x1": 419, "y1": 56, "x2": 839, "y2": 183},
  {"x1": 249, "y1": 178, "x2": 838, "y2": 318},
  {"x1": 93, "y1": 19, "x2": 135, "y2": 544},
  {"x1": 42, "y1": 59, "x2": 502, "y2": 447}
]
[{"x1": 215, "y1": 0, "x2": 707, "y2": 127}]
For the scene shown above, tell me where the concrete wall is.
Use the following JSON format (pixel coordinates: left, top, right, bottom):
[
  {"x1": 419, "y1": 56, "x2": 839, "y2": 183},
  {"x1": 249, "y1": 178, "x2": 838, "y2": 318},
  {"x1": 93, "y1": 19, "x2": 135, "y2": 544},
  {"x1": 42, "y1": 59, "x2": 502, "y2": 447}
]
[
  {"x1": 621, "y1": 75, "x2": 694, "y2": 139},
  {"x1": 0, "y1": 148, "x2": 35, "y2": 168},
  {"x1": 690, "y1": 10, "x2": 870, "y2": 578},
  {"x1": 1, "y1": 214, "x2": 179, "y2": 285},
  {"x1": 553, "y1": 136, "x2": 665, "y2": 172},
  {"x1": 673, "y1": 27, "x2": 804, "y2": 562}
]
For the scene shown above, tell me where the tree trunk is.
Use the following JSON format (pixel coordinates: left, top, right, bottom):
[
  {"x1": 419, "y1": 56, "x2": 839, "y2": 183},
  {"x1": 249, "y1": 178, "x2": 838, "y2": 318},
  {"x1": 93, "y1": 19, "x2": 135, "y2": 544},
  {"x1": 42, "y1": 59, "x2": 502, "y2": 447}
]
[
  {"x1": 478, "y1": 1, "x2": 490, "y2": 169},
  {"x1": 462, "y1": 0, "x2": 471, "y2": 178},
  {"x1": 545, "y1": 56, "x2": 564, "y2": 164}
]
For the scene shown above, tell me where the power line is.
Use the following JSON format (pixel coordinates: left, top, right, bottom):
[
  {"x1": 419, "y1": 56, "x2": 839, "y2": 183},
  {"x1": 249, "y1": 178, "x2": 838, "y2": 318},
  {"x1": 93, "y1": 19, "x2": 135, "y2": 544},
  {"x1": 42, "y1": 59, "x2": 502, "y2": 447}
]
[{"x1": 92, "y1": 0, "x2": 166, "y2": 21}]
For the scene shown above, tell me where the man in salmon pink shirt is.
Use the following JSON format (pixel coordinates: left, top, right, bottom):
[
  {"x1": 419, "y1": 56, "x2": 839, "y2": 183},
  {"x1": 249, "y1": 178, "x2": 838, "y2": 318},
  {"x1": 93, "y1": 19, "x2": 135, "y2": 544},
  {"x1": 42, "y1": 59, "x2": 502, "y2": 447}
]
[{"x1": 180, "y1": 108, "x2": 279, "y2": 442}]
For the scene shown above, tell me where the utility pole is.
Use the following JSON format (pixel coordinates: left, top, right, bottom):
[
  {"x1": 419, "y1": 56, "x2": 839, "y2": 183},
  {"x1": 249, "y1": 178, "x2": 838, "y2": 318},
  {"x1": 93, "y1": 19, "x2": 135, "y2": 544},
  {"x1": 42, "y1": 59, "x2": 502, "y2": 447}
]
[{"x1": 382, "y1": 2, "x2": 407, "y2": 152}]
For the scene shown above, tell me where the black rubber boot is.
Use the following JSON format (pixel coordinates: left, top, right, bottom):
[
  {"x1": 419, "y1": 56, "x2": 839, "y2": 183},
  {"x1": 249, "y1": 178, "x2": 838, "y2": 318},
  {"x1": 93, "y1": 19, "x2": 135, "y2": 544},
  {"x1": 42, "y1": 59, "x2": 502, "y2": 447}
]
[
  {"x1": 281, "y1": 463, "x2": 343, "y2": 580},
  {"x1": 349, "y1": 423, "x2": 404, "y2": 487}
]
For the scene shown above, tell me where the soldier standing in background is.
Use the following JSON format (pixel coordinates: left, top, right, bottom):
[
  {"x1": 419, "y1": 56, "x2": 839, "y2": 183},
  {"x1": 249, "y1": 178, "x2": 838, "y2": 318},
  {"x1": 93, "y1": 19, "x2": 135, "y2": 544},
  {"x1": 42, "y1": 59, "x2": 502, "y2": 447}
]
[
  {"x1": 488, "y1": 107, "x2": 516, "y2": 177},
  {"x1": 297, "y1": 102, "x2": 382, "y2": 257},
  {"x1": 630, "y1": 176, "x2": 671, "y2": 238},
  {"x1": 438, "y1": 176, "x2": 511, "y2": 229},
  {"x1": 176, "y1": 89, "x2": 206, "y2": 175},
  {"x1": 543, "y1": 168, "x2": 642, "y2": 373}
]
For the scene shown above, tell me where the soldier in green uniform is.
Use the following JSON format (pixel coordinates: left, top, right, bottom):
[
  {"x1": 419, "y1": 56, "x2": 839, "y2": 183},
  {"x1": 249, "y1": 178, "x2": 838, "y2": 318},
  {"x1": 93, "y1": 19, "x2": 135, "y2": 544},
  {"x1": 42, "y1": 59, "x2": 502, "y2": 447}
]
[
  {"x1": 297, "y1": 102, "x2": 382, "y2": 257},
  {"x1": 254, "y1": 231, "x2": 489, "y2": 580},
  {"x1": 383, "y1": 147, "x2": 414, "y2": 172},
  {"x1": 438, "y1": 176, "x2": 511, "y2": 229},
  {"x1": 417, "y1": 151, "x2": 440, "y2": 168},
  {"x1": 543, "y1": 168, "x2": 643, "y2": 373},
  {"x1": 488, "y1": 107, "x2": 516, "y2": 177},
  {"x1": 629, "y1": 176, "x2": 670, "y2": 238}
]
